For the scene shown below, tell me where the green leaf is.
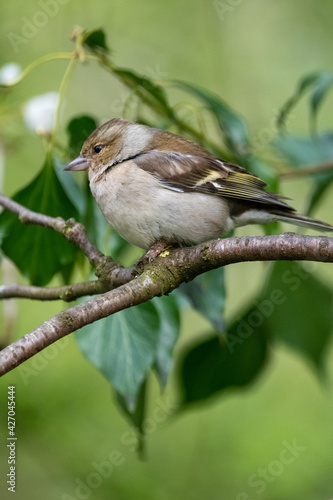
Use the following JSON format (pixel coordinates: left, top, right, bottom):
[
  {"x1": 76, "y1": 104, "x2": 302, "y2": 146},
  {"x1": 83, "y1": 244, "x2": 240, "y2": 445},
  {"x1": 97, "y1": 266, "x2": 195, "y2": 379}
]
[
  {"x1": 56, "y1": 159, "x2": 106, "y2": 251},
  {"x1": 76, "y1": 302, "x2": 160, "y2": 410},
  {"x1": 116, "y1": 379, "x2": 147, "y2": 427},
  {"x1": 179, "y1": 268, "x2": 226, "y2": 333},
  {"x1": 113, "y1": 68, "x2": 175, "y2": 120},
  {"x1": 180, "y1": 323, "x2": 267, "y2": 406},
  {"x1": 64, "y1": 115, "x2": 99, "y2": 232},
  {"x1": 54, "y1": 157, "x2": 86, "y2": 215},
  {"x1": 180, "y1": 259, "x2": 332, "y2": 407},
  {"x1": 260, "y1": 261, "x2": 333, "y2": 371},
  {"x1": 0, "y1": 156, "x2": 79, "y2": 285},
  {"x1": 67, "y1": 115, "x2": 97, "y2": 157},
  {"x1": 115, "y1": 379, "x2": 147, "y2": 457},
  {"x1": 306, "y1": 169, "x2": 333, "y2": 216},
  {"x1": 152, "y1": 294, "x2": 180, "y2": 386},
  {"x1": 274, "y1": 133, "x2": 333, "y2": 167},
  {"x1": 106, "y1": 225, "x2": 130, "y2": 260},
  {"x1": 274, "y1": 133, "x2": 333, "y2": 214},
  {"x1": 176, "y1": 81, "x2": 249, "y2": 156},
  {"x1": 277, "y1": 72, "x2": 322, "y2": 129},
  {"x1": 277, "y1": 71, "x2": 333, "y2": 131},
  {"x1": 310, "y1": 73, "x2": 333, "y2": 131},
  {"x1": 82, "y1": 28, "x2": 110, "y2": 55}
]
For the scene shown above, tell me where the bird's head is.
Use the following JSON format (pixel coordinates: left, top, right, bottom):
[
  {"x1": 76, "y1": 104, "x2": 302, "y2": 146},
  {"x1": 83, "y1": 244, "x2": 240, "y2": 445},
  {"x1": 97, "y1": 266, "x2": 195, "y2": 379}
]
[{"x1": 65, "y1": 118, "x2": 154, "y2": 177}]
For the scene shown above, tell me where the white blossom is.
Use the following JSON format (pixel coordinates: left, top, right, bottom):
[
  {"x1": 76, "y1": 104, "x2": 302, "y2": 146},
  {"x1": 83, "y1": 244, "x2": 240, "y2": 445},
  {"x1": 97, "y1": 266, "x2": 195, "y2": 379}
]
[
  {"x1": 23, "y1": 92, "x2": 59, "y2": 135},
  {"x1": 0, "y1": 63, "x2": 21, "y2": 85}
]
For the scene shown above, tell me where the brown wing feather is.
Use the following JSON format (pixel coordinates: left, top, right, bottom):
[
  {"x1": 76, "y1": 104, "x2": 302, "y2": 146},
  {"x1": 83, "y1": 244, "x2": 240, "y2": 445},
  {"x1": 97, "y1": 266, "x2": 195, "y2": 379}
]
[{"x1": 134, "y1": 150, "x2": 290, "y2": 209}]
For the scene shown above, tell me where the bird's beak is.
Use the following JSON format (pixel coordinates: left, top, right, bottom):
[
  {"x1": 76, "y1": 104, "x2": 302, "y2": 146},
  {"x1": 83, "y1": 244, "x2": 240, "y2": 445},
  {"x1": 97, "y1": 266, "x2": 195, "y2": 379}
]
[{"x1": 64, "y1": 156, "x2": 91, "y2": 171}]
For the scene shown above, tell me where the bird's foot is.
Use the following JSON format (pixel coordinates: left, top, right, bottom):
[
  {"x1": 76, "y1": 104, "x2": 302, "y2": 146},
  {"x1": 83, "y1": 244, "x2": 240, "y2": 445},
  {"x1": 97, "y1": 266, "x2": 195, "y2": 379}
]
[{"x1": 134, "y1": 239, "x2": 179, "y2": 271}]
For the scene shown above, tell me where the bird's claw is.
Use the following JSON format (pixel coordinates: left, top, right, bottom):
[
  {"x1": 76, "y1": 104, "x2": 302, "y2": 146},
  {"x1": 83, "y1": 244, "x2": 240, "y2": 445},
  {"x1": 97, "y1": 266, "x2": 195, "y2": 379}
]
[{"x1": 134, "y1": 239, "x2": 178, "y2": 271}]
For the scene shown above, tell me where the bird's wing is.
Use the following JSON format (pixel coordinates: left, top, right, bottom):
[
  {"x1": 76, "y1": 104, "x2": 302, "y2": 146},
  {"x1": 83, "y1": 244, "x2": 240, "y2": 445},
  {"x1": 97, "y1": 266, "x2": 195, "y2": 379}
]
[{"x1": 134, "y1": 150, "x2": 290, "y2": 208}]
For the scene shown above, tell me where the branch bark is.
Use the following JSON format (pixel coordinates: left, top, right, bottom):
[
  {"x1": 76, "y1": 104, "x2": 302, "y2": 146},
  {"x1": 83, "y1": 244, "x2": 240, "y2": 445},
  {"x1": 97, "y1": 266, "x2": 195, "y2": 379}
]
[
  {"x1": 0, "y1": 193, "x2": 135, "y2": 299},
  {"x1": 0, "y1": 280, "x2": 111, "y2": 301},
  {"x1": 1, "y1": 232, "x2": 333, "y2": 376}
]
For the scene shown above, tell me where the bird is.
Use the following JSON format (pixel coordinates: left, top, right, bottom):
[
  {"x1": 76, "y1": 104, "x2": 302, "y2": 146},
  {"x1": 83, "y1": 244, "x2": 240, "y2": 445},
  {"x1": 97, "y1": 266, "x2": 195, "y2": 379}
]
[{"x1": 65, "y1": 118, "x2": 333, "y2": 251}]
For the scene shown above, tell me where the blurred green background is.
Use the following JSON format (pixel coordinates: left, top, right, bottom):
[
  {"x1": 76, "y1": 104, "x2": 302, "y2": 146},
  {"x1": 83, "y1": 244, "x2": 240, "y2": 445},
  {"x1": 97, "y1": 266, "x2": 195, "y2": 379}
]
[{"x1": 1, "y1": 0, "x2": 333, "y2": 499}]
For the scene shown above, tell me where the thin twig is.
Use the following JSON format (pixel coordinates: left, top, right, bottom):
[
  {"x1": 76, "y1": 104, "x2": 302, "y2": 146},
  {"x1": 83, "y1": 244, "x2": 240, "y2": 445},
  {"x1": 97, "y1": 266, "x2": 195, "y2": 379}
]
[
  {"x1": 0, "y1": 281, "x2": 108, "y2": 301},
  {"x1": 0, "y1": 268, "x2": 135, "y2": 302},
  {"x1": 280, "y1": 160, "x2": 333, "y2": 179}
]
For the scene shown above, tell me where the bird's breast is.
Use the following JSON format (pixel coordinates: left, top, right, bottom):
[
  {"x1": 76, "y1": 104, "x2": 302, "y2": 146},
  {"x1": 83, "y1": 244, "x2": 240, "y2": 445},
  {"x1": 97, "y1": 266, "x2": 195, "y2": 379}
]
[
  {"x1": 89, "y1": 160, "x2": 232, "y2": 249},
  {"x1": 89, "y1": 161, "x2": 166, "y2": 248}
]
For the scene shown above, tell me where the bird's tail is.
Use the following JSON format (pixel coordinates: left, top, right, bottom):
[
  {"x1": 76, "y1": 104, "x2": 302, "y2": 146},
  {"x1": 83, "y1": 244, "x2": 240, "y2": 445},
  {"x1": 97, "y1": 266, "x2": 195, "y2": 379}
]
[{"x1": 273, "y1": 210, "x2": 333, "y2": 232}]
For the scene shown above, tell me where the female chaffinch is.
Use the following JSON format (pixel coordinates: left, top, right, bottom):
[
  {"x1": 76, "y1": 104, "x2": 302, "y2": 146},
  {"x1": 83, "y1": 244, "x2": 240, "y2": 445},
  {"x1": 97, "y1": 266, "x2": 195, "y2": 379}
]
[{"x1": 66, "y1": 118, "x2": 333, "y2": 250}]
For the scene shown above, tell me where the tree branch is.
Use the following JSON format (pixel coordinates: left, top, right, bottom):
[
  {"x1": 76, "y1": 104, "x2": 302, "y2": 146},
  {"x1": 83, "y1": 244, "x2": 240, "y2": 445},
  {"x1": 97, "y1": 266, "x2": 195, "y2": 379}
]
[
  {"x1": 280, "y1": 159, "x2": 333, "y2": 179},
  {"x1": 0, "y1": 193, "x2": 110, "y2": 269},
  {"x1": 0, "y1": 268, "x2": 135, "y2": 301},
  {"x1": 0, "y1": 280, "x2": 110, "y2": 301},
  {"x1": 0, "y1": 193, "x2": 136, "y2": 299},
  {"x1": 1, "y1": 232, "x2": 333, "y2": 376}
]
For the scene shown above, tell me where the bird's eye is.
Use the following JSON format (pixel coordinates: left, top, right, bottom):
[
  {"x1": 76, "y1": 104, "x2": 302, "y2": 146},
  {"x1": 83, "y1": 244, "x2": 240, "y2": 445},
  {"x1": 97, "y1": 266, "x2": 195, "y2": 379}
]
[{"x1": 93, "y1": 144, "x2": 103, "y2": 154}]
